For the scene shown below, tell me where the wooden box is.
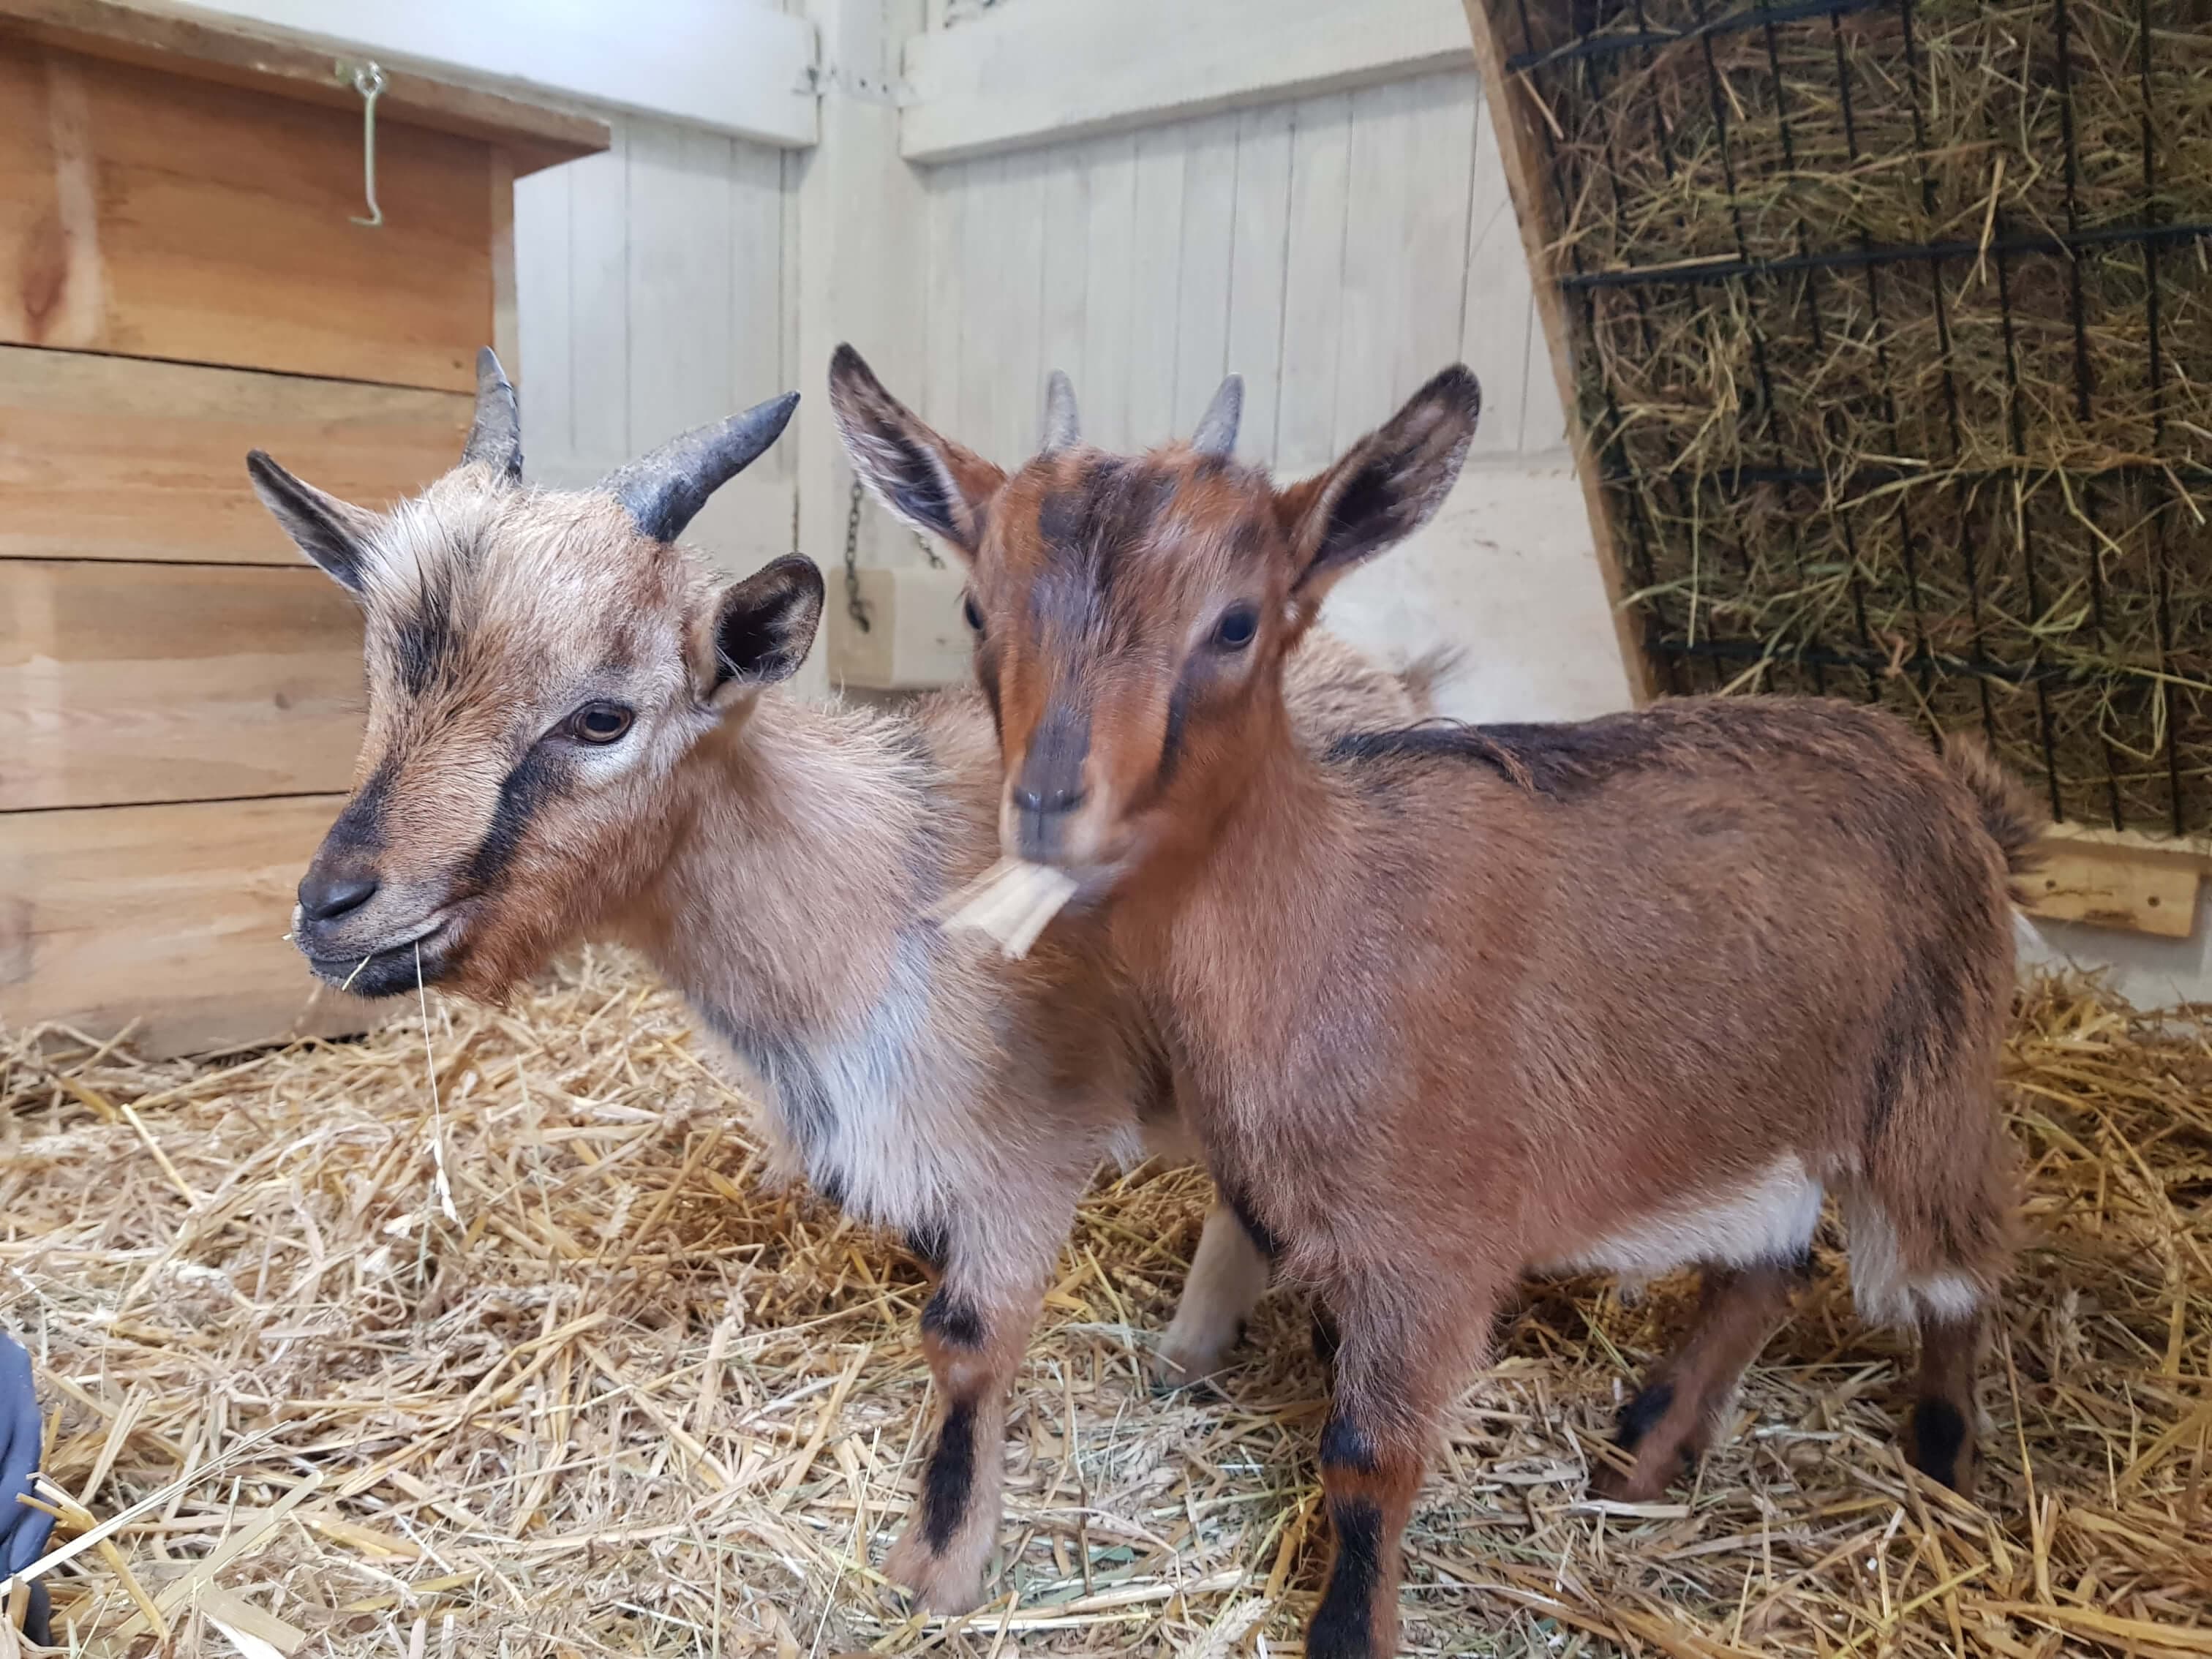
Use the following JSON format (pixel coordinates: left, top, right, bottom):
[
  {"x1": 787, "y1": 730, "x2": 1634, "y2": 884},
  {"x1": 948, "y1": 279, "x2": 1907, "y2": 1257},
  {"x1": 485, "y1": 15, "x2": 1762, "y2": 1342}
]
[{"x1": 0, "y1": 2, "x2": 606, "y2": 1055}]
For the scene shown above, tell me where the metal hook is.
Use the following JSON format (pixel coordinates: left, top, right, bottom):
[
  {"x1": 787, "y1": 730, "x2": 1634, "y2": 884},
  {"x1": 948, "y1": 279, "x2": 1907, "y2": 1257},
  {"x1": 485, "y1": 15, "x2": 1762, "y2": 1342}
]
[{"x1": 343, "y1": 60, "x2": 386, "y2": 227}]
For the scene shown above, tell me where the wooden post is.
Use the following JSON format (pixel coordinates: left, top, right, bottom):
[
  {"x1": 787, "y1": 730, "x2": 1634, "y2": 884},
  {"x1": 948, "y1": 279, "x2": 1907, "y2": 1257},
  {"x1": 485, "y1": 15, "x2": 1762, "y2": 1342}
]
[
  {"x1": 1457, "y1": 0, "x2": 1655, "y2": 706},
  {"x1": 792, "y1": 0, "x2": 932, "y2": 697}
]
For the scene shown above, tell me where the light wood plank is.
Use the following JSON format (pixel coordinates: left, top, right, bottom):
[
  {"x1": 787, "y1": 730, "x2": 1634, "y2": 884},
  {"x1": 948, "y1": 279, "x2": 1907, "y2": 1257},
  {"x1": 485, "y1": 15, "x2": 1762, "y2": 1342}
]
[
  {"x1": 1125, "y1": 126, "x2": 1185, "y2": 447},
  {"x1": 729, "y1": 138, "x2": 791, "y2": 473},
  {"x1": 1461, "y1": 0, "x2": 1653, "y2": 701},
  {"x1": 23, "y1": 0, "x2": 815, "y2": 150},
  {"x1": 1275, "y1": 91, "x2": 1353, "y2": 473},
  {"x1": 0, "y1": 41, "x2": 494, "y2": 392},
  {"x1": 824, "y1": 565, "x2": 971, "y2": 691},
  {"x1": 0, "y1": 0, "x2": 609, "y2": 172},
  {"x1": 1459, "y1": 75, "x2": 1536, "y2": 458},
  {"x1": 0, "y1": 561, "x2": 363, "y2": 810},
  {"x1": 2023, "y1": 844, "x2": 2200, "y2": 939},
  {"x1": 565, "y1": 122, "x2": 632, "y2": 468},
  {"x1": 0, "y1": 346, "x2": 471, "y2": 565},
  {"x1": 627, "y1": 117, "x2": 738, "y2": 447},
  {"x1": 1170, "y1": 111, "x2": 1238, "y2": 441},
  {"x1": 922, "y1": 157, "x2": 968, "y2": 431},
  {"x1": 512, "y1": 144, "x2": 576, "y2": 461},
  {"x1": 1037, "y1": 147, "x2": 1092, "y2": 412},
  {"x1": 1077, "y1": 133, "x2": 1138, "y2": 451},
  {"x1": 1390, "y1": 73, "x2": 1478, "y2": 409},
  {"x1": 1336, "y1": 80, "x2": 1421, "y2": 451},
  {"x1": 0, "y1": 793, "x2": 385, "y2": 1056},
  {"x1": 993, "y1": 148, "x2": 1048, "y2": 465},
  {"x1": 956, "y1": 153, "x2": 1009, "y2": 456},
  {"x1": 1225, "y1": 100, "x2": 1293, "y2": 469},
  {"x1": 902, "y1": 0, "x2": 1472, "y2": 163}
]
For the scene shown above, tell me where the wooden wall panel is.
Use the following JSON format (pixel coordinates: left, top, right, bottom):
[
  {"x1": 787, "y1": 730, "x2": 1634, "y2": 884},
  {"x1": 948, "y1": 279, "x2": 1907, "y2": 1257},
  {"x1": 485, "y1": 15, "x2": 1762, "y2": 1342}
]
[
  {"x1": 509, "y1": 112, "x2": 796, "y2": 573},
  {"x1": 0, "y1": 793, "x2": 380, "y2": 1056},
  {"x1": 0, "y1": 561, "x2": 363, "y2": 811},
  {"x1": 0, "y1": 41, "x2": 493, "y2": 391},
  {"x1": 0, "y1": 346, "x2": 472, "y2": 565},
  {"x1": 913, "y1": 68, "x2": 1550, "y2": 476}
]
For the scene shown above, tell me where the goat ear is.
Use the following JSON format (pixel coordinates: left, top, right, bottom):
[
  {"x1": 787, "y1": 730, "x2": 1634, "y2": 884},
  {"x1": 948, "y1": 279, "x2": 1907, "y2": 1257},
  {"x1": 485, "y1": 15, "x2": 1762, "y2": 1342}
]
[
  {"x1": 1276, "y1": 366, "x2": 1480, "y2": 605},
  {"x1": 827, "y1": 343, "x2": 1004, "y2": 559},
  {"x1": 699, "y1": 554, "x2": 825, "y2": 705},
  {"x1": 246, "y1": 450, "x2": 379, "y2": 595}
]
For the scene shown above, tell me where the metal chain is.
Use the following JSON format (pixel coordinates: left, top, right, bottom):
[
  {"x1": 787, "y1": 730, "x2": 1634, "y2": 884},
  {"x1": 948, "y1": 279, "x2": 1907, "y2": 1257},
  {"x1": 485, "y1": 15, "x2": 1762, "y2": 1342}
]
[{"x1": 843, "y1": 478, "x2": 871, "y2": 633}]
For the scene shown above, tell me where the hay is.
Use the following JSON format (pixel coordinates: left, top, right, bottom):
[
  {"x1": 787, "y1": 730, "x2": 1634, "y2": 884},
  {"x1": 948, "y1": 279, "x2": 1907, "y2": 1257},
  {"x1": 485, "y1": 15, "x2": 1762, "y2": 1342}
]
[
  {"x1": 1495, "y1": 0, "x2": 2212, "y2": 832},
  {"x1": 1, "y1": 954, "x2": 2206, "y2": 1655}
]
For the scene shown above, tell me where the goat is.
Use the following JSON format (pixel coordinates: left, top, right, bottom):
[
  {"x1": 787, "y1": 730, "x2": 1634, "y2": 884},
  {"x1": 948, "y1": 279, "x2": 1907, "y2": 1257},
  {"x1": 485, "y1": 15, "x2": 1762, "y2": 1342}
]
[
  {"x1": 249, "y1": 350, "x2": 1429, "y2": 1614},
  {"x1": 829, "y1": 345, "x2": 2034, "y2": 1659}
]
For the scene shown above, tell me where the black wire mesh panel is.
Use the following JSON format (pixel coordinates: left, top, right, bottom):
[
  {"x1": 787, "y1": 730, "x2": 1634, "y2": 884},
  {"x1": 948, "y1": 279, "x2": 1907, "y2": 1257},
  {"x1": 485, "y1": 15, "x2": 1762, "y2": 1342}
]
[{"x1": 1494, "y1": 0, "x2": 2212, "y2": 832}]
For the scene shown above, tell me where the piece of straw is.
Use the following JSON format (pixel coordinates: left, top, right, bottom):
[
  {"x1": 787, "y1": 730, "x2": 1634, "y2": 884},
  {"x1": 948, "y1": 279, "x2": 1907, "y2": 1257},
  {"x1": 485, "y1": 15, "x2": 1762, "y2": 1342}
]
[{"x1": 933, "y1": 857, "x2": 1079, "y2": 960}]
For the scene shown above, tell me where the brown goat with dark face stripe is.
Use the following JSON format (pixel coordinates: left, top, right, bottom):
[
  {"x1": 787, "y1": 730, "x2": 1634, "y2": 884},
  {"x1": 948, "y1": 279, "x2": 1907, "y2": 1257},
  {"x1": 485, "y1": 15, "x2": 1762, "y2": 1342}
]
[
  {"x1": 831, "y1": 345, "x2": 2032, "y2": 1659},
  {"x1": 252, "y1": 351, "x2": 1434, "y2": 1616}
]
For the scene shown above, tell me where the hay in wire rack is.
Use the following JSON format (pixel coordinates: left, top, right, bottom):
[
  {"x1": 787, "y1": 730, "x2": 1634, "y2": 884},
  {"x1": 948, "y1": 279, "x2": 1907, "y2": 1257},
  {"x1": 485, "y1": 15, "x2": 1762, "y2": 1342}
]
[{"x1": 1491, "y1": 0, "x2": 2212, "y2": 832}]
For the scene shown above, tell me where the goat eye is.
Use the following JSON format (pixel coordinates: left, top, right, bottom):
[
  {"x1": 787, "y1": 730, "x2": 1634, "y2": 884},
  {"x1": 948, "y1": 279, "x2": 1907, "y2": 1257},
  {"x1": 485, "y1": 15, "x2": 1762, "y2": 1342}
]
[
  {"x1": 961, "y1": 592, "x2": 985, "y2": 633},
  {"x1": 1211, "y1": 604, "x2": 1260, "y2": 651},
  {"x1": 564, "y1": 701, "x2": 633, "y2": 745}
]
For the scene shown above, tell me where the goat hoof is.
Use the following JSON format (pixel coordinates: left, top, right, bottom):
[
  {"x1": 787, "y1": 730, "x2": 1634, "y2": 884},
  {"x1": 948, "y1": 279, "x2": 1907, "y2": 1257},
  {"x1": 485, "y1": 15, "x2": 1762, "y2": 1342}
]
[
  {"x1": 1151, "y1": 1339, "x2": 1233, "y2": 1393},
  {"x1": 884, "y1": 1525, "x2": 988, "y2": 1616}
]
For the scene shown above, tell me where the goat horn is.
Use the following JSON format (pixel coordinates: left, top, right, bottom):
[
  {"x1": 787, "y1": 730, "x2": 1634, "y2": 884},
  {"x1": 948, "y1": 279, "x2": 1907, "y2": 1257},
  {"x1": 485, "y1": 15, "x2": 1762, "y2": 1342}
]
[
  {"x1": 1191, "y1": 375, "x2": 1243, "y2": 457},
  {"x1": 1039, "y1": 369, "x2": 1080, "y2": 453},
  {"x1": 460, "y1": 347, "x2": 523, "y2": 482},
  {"x1": 601, "y1": 391, "x2": 801, "y2": 544}
]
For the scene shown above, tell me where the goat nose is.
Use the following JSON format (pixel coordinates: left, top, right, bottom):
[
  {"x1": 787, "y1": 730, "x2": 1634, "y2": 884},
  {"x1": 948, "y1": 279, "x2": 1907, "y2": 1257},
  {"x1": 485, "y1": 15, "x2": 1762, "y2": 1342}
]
[
  {"x1": 298, "y1": 867, "x2": 378, "y2": 923},
  {"x1": 1012, "y1": 783, "x2": 1087, "y2": 816}
]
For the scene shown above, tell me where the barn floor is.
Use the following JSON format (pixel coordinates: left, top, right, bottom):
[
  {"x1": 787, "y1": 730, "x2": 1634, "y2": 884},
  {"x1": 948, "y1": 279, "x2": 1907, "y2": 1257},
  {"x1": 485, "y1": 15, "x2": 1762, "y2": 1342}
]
[{"x1": 1, "y1": 952, "x2": 2206, "y2": 1658}]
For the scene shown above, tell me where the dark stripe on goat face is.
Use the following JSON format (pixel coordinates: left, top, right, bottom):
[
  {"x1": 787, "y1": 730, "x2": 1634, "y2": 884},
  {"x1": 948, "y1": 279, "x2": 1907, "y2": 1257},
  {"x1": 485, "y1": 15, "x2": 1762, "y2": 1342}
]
[
  {"x1": 465, "y1": 746, "x2": 571, "y2": 889},
  {"x1": 1308, "y1": 1497, "x2": 1385, "y2": 1658},
  {"x1": 1156, "y1": 662, "x2": 1197, "y2": 789},
  {"x1": 325, "y1": 759, "x2": 397, "y2": 857},
  {"x1": 920, "y1": 1398, "x2": 978, "y2": 1551},
  {"x1": 390, "y1": 568, "x2": 462, "y2": 698},
  {"x1": 921, "y1": 1288, "x2": 984, "y2": 1349}
]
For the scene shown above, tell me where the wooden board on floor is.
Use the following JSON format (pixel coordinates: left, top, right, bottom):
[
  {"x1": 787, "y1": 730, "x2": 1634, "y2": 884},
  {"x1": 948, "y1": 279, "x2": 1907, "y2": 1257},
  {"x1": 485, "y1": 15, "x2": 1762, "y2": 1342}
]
[
  {"x1": 0, "y1": 793, "x2": 387, "y2": 1056},
  {"x1": 2022, "y1": 825, "x2": 2212, "y2": 939},
  {"x1": 0, "y1": 560, "x2": 364, "y2": 810},
  {"x1": 0, "y1": 346, "x2": 471, "y2": 564},
  {"x1": 1, "y1": 40, "x2": 494, "y2": 391}
]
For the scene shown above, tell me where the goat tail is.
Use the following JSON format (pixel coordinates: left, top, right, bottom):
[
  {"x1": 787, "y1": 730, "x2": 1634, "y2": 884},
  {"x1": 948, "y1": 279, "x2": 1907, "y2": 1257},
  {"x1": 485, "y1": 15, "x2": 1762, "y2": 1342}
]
[
  {"x1": 1396, "y1": 644, "x2": 1467, "y2": 716},
  {"x1": 1941, "y1": 731, "x2": 2046, "y2": 891}
]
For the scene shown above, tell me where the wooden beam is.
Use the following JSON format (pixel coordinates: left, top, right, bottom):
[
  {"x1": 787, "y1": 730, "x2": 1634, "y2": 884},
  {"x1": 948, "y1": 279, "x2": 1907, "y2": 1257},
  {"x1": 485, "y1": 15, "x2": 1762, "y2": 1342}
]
[
  {"x1": 0, "y1": 792, "x2": 385, "y2": 1056},
  {"x1": 0, "y1": 346, "x2": 472, "y2": 565},
  {"x1": 900, "y1": 0, "x2": 1472, "y2": 164},
  {"x1": 802, "y1": 0, "x2": 930, "y2": 697},
  {"x1": 1458, "y1": 0, "x2": 1655, "y2": 705},
  {"x1": 0, "y1": 0, "x2": 611, "y2": 173},
  {"x1": 2022, "y1": 826, "x2": 2207, "y2": 940},
  {"x1": 171, "y1": 0, "x2": 816, "y2": 148}
]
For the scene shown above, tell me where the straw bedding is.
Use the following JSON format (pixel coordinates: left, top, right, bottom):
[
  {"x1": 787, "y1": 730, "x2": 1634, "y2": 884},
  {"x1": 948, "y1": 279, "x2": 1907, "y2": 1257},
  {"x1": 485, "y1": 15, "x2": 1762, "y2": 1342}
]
[
  {"x1": 1, "y1": 954, "x2": 2206, "y2": 1656},
  {"x1": 1496, "y1": 0, "x2": 2212, "y2": 832}
]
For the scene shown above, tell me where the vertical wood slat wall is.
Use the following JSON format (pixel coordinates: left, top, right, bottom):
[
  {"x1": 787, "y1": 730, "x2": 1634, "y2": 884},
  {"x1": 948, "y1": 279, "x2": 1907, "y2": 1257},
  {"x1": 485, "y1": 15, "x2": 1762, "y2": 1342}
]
[{"x1": 0, "y1": 32, "x2": 600, "y2": 1056}]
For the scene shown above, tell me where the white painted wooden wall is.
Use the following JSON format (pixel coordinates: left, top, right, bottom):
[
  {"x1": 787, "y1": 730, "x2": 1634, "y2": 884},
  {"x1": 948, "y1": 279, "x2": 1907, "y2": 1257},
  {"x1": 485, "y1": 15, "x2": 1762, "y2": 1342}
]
[
  {"x1": 914, "y1": 69, "x2": 1562, "y2": 476},
  {"x1": 902, "y1": 27, "x2": 1626, "y2": 724},
  {"x1": 512, "y1": 115, "x2": 797, "y2": 576},
  {"x1": 496, "y1": 0, "x2": 1630, "y2": 723}
]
